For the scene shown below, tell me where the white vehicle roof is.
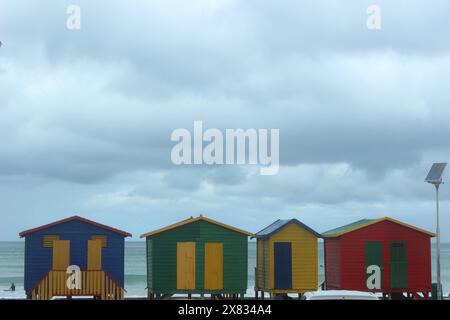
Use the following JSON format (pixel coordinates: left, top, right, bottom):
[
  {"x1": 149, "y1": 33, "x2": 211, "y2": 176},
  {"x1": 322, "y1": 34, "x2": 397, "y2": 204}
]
[{"x1": 303, "y1": 290, "x2": 379, "y2": 300}]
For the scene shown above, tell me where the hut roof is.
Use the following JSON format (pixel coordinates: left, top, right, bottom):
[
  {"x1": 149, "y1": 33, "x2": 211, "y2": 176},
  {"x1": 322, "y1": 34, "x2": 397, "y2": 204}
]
[
  {"x1": 140, "y1": 215, "x2": 254, "y2": 238},
  {"x1": 19, "y1": 215, "x2": 132, "y2": 238},
  {"x1": 254, "y1": 219, "x2": 322, "y2": 239},
  {"x1": 322, "y1": 217, "x2": 435, "y2": 238}
]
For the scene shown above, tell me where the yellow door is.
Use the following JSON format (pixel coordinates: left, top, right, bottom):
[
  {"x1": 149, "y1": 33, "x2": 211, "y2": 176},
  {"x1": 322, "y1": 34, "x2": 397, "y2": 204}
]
[
  {"x1": 87, "y1": 239, "x2": 102, "y2": 270},
  {"x1": 204, "y1": 243, "x2": 223, "y2": 290},
  {"x1": 52, "y1": 240, "x2": 70, "y2": 270},
  {"x1": 177, "y1": 242, "x2": 196, "y2": 290}
]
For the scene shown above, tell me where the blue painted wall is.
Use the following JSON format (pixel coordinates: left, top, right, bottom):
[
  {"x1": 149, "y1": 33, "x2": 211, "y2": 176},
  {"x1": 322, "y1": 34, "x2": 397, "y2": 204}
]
[{"x1": 23, "y1": 220, "x2": 126, "y2": 294}]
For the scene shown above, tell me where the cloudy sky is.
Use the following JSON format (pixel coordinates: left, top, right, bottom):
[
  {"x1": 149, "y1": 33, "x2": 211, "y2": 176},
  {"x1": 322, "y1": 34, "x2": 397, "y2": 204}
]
[{"x1": 1, "y1": 0, "x2": 449, "y2": 240}]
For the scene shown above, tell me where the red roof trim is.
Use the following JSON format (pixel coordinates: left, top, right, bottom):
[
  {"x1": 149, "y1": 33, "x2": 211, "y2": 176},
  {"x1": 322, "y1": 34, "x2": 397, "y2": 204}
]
[{"x1": 19, "y1": 216, "x2": 132, "y2": 238}]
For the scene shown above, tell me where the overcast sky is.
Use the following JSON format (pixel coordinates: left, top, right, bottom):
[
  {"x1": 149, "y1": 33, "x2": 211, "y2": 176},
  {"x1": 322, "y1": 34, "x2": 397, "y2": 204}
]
[{"x1": 1, "y1": 0, "x2": 449, "y2": 240}]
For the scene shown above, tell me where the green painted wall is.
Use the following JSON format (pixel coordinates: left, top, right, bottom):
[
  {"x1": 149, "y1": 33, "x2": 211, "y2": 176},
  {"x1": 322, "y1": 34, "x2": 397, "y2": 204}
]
[
  {"x1": 146, "y1": 238, "x2": 153, "y2": 290},
  {"x1": 146, "y1": 220, "x2": 248, "y2": 294}
]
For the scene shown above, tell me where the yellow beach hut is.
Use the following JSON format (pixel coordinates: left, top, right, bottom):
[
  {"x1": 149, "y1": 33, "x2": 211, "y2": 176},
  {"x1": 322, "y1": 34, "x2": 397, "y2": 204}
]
[{"x1": 253, "y1": 219, "x2": 322, "y2": 298}]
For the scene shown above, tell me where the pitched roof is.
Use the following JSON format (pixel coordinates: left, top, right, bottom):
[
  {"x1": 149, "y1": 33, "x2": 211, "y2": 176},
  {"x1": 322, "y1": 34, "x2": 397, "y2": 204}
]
[
  {"x1": 254, "y1": 219, "x2": 322, "y2": 239},
  {"x1": 322, "y1": 217, "x2": 435, "y2": 238},
  {"x1": 19, "y1": 216, "x2": 132, "y2": 238},
  {"x1": 140, "y1": 215, "x2": 254, "y2": 238},
  {"x1": 322, "y1": 219, "x2": 376, "y2": 237}
]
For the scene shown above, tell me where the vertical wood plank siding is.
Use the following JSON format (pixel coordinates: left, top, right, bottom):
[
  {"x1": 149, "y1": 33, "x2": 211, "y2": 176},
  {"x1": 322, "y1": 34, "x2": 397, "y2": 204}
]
[{"x1": 30, "y1": 270, "x2": 125, "y2": 300}]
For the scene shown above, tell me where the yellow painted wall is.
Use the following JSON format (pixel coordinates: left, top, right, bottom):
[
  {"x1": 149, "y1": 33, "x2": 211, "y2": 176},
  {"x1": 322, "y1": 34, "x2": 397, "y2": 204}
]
[
  {"x1": 256, "y1": 239, "x2": 263, "y2": 288},
  {"x1": 263, "y1": 240, "x2": 270, "y2": 289},
  {"x1": 257, "y1": 223, "x2": 318, "y2": 293},
  {"x1": 256, "y1": 239, "x2": 270, "y2": 289}
]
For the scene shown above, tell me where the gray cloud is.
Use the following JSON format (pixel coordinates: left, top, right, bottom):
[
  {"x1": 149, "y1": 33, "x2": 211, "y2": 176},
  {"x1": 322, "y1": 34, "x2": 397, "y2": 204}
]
[{"x1": 0, "y1": 0, "x2": 449, "y2": 240}]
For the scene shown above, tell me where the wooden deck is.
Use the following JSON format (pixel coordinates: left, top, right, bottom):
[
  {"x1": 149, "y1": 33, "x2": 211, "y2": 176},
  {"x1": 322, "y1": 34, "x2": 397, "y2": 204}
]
[{"x1": 31, "y1": 270, "x2": 125, "y2": 300}]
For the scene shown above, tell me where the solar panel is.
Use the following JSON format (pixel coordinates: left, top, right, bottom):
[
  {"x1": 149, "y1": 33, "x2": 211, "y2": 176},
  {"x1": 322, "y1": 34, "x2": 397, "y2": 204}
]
[{"x1": 425, "y1": 163, "x2": 447, "y2": 183}]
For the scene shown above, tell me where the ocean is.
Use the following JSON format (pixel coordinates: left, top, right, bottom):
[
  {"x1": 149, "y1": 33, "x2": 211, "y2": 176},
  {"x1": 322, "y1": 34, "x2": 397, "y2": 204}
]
[{"x1": 1, "y1": 241, "x2": 449, "y2": 298}]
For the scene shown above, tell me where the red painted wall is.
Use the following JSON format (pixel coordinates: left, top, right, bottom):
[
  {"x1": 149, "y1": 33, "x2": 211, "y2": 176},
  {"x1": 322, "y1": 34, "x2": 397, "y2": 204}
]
[
  {"x1": 324, "y1": 238, "x2": 340, "y2": 289},
  {"x1": 325, "y1": 220, "x2": 432, "y2": 293}
]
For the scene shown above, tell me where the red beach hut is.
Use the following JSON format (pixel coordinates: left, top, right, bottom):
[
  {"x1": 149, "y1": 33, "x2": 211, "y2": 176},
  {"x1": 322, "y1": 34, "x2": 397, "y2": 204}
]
[{"x1": 323, "y1": 217, "x2": 435, "y2": 299}]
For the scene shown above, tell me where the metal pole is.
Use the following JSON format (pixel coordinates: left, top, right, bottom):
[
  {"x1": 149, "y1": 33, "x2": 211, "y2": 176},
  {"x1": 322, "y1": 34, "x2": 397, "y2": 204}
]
[{"x1": 435, "y1": 184, "x2": 442, "y2": 300}]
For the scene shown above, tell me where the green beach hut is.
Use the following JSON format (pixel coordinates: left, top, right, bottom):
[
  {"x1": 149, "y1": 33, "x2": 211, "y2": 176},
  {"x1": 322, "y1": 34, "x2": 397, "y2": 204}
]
[{"x1": 140, "y1": 215, "x2": 254, "y2": 299}]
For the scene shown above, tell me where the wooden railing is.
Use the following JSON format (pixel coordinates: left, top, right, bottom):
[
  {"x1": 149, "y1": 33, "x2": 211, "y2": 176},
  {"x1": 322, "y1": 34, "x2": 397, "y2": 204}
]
[{"x1": 31, "y1": 270, "x2": 125, "y2": 300}]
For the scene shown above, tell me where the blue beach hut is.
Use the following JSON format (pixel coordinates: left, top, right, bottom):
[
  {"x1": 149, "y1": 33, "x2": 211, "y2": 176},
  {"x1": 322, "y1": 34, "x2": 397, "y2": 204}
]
[{"x1": 19, "y1": 216, "x2": 131, "y2": 300}]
